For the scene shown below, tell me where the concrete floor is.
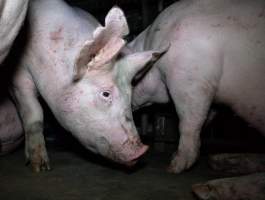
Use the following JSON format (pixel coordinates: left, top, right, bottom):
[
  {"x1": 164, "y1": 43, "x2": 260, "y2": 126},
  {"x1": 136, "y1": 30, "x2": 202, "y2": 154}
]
[{"x1": 0, "y1": 144, "x2": 223, "y2": 200}]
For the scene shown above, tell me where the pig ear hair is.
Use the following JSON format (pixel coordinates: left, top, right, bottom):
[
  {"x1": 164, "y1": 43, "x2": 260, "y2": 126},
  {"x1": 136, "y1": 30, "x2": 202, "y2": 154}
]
[{"x1": 73, "y1": 7, "x2": 129, "y2": 82}]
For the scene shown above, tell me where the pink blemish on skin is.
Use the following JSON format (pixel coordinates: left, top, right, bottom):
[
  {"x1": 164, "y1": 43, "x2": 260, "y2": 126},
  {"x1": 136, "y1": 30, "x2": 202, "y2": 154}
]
[{"x1": 50, "y1": 27, "x2": 63, "y2": 41}]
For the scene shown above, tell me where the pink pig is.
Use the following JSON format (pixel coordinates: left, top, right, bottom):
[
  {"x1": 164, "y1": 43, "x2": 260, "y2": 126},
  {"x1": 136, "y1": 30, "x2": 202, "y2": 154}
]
[
  {"x1": 10, "y1": 0, "x2": 166, "y2": 172},
  {"x1": 126, "y1": 0, "x2": 265, "y2": 173}
]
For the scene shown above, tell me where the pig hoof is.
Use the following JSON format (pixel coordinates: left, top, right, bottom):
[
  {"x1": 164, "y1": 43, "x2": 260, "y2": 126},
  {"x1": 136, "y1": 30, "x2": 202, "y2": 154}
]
[
  {"x1": 167, "y1": 163, "x2": 185, "y2": 174},
  {"x1": 26, "y1": 145, "x2": 51, "y2": 172},
  {"x1": 167, "y1": 152, "x2": 197, "y2": 173},
  {"x1": 166, "y1": 159, "x2": 187, "y2": 174},
  {"x1": 30, "y1": 159, "x2": 51, "y2": 172},
  {"x1": 192, "y1": 183, "x2": 214, "y2": 200},
  {"x1": 167, "y1": 162, "x2": 187, "y2": 173}
]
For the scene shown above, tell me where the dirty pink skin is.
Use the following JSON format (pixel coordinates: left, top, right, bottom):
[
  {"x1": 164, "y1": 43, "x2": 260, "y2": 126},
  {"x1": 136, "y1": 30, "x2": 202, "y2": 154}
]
[
  {"x1": 192, "y1": 173, "x2": 265, "y2": 200},
  {"x1": 0, "y1": 0, "x2": 29, "y2": 64},
  {"x1": 0, "y1": 97, "x2": 23, "y2": 155},
  {"x1": 10, "y1": 0, "x2": 165, "y2": 172},
  {"x1": 0, "y1": 0, "x2": 28, "y2": 155},
  {"x1": 128, "y1": 0, "x2": 265, "y2": 173}
]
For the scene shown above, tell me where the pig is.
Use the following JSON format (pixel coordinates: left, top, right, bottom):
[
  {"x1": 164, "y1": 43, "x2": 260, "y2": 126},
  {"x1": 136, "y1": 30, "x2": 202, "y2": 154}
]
[
  {"x1": 191, "y1": 153, "x2": 265, "y2": 200},
  {"x1": 0, "y1": 97, "x2": 23, "y2": 155},
  {"x1": 0, "y1": 0, "x2": 29, "y2": 64},
  {"x1": 208, "y1": 153, "x2": 265, "y2": 175},
  {"x1": 0, "y1": 0, "x2": 28, "y2": 155},
  {"x1": 192, "y1": 173, "x2": 265, "y2": 200},
  {"x1": 126, "y1": 0, "x2": 265, "y2": 173},
  {"x1": 10, "y1": 0, "x2": 166, "y2": 172}
]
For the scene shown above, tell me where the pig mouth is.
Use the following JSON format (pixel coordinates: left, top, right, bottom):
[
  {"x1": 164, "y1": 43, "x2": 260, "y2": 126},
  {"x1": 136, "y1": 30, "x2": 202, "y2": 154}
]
[
  {"x1": 107, "y1": 142, "x2": 149, "y2": 167},
  {"x1": 123, "y1": 144, "x2": 149, "y2": 166}
]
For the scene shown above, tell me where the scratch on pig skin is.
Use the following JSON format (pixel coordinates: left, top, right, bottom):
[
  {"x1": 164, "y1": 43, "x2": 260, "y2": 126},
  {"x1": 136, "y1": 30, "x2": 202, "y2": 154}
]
[
  {"x1": 226, "y1": 15, "x2": 258, "y2": 30},
  {"x1": 49, "y1": 27, "x2": 63, "y2": 42}
]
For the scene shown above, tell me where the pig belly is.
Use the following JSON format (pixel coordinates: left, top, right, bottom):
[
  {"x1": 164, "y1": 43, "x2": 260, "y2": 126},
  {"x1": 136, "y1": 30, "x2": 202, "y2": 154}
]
[
  {"x1": 216, "y1": 37, "x2": 265, "y2": 134},
  {"x1": 0, "y1": 98, "x2": 23, "y2": 155}
]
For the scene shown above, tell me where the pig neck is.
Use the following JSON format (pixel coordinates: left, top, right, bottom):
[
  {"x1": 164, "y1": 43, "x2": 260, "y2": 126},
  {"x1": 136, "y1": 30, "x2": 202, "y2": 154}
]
[
  {"x1": 26, "y1": 0, "x2": 99, "y2": 102},
  {"x1": 129, "y1": 29, "x2": 170, "y2": 110}
]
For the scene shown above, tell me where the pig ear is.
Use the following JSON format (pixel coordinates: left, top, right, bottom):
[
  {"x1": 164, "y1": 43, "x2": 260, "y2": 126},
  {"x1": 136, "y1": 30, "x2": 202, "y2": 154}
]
[
  {"x1": 117, "y1": 44, "x2": 170, "y2": 83},
  {"x1": 73, "y1": 7, "x2": 129, "y2": 82},
  {"x1": 73, "y1": 37, "x2": 125, "y2": 81},
  {"x1": 104, "y1": 6, "x2": 129, "y2": 37}
]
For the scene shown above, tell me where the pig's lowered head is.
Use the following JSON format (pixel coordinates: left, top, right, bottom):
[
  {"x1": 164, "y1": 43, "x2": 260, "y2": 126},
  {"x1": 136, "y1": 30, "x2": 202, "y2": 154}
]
[{"x1": 57, "y1": 7, "x2": 167, "y2": 166}]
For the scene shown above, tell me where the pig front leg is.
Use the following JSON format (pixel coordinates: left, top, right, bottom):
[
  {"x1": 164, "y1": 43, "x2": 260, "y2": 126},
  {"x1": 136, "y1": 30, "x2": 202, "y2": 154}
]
[
  {"x1": 167, "y1": 86, "x2": 213, "y2": 173},
  {"x1": 164, "y1": 47, "x2": 221, "y2": 173},
  {"x1": 11, "y1": 70, "x2": 50, "y2": 172}
]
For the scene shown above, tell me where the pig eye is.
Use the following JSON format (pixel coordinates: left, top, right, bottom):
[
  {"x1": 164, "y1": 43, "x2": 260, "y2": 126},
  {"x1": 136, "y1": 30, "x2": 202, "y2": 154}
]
[
  {"x1": 100, "y1": 91, "x2": 112, "y2": 101},
  {"x1": 102, "y1": 91, "x2": 110, "y2": 98}
]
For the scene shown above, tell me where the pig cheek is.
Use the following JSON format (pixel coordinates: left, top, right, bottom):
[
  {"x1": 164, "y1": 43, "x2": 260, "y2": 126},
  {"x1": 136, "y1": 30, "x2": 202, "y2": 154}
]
[
  {"x1": 61, "y1": 90, "x2": 96, "y2": 114},
  {"x1": 59, "y1": 90, "x2": 83, "y2": 112}
]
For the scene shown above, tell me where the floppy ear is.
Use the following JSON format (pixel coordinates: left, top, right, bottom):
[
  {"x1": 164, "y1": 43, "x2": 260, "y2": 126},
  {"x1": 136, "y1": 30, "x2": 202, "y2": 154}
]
[
  {"x1": 73, "y1": 7, "x2": 129, "y2": 81},
  {"x1": 116, "y1": 43, "x2": 170, "y2": 83}
]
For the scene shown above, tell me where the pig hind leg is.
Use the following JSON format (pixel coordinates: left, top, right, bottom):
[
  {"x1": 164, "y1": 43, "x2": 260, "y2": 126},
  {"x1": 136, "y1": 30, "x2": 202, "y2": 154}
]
[{"x1": 11, "y1": 69, "x2": 50, "y2": 172}]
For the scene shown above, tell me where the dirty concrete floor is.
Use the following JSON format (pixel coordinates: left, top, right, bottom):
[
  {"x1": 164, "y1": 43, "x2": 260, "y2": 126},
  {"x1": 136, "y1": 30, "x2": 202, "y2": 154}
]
[{"x1": 0, "y1": 144, "x2": 223, "y2": 200}]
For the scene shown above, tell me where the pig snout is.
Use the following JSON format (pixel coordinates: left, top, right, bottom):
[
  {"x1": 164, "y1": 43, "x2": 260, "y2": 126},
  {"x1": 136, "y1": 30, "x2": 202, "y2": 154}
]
[
  {"x1": 108, "y1": 137, "x2": 149, "y2": 166},
  {"x1": 123, "y1": 144, "x2": 149, "y2": 167}
]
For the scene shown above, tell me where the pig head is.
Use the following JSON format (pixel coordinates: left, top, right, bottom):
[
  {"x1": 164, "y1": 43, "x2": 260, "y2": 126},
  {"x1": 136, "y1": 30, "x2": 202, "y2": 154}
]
[
  {"x1": 11, "y1": 0, "x2": 165, "y2": 171},
  {"x1": 56, "y1": 9, "x2": 167, "y2": 165}
]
